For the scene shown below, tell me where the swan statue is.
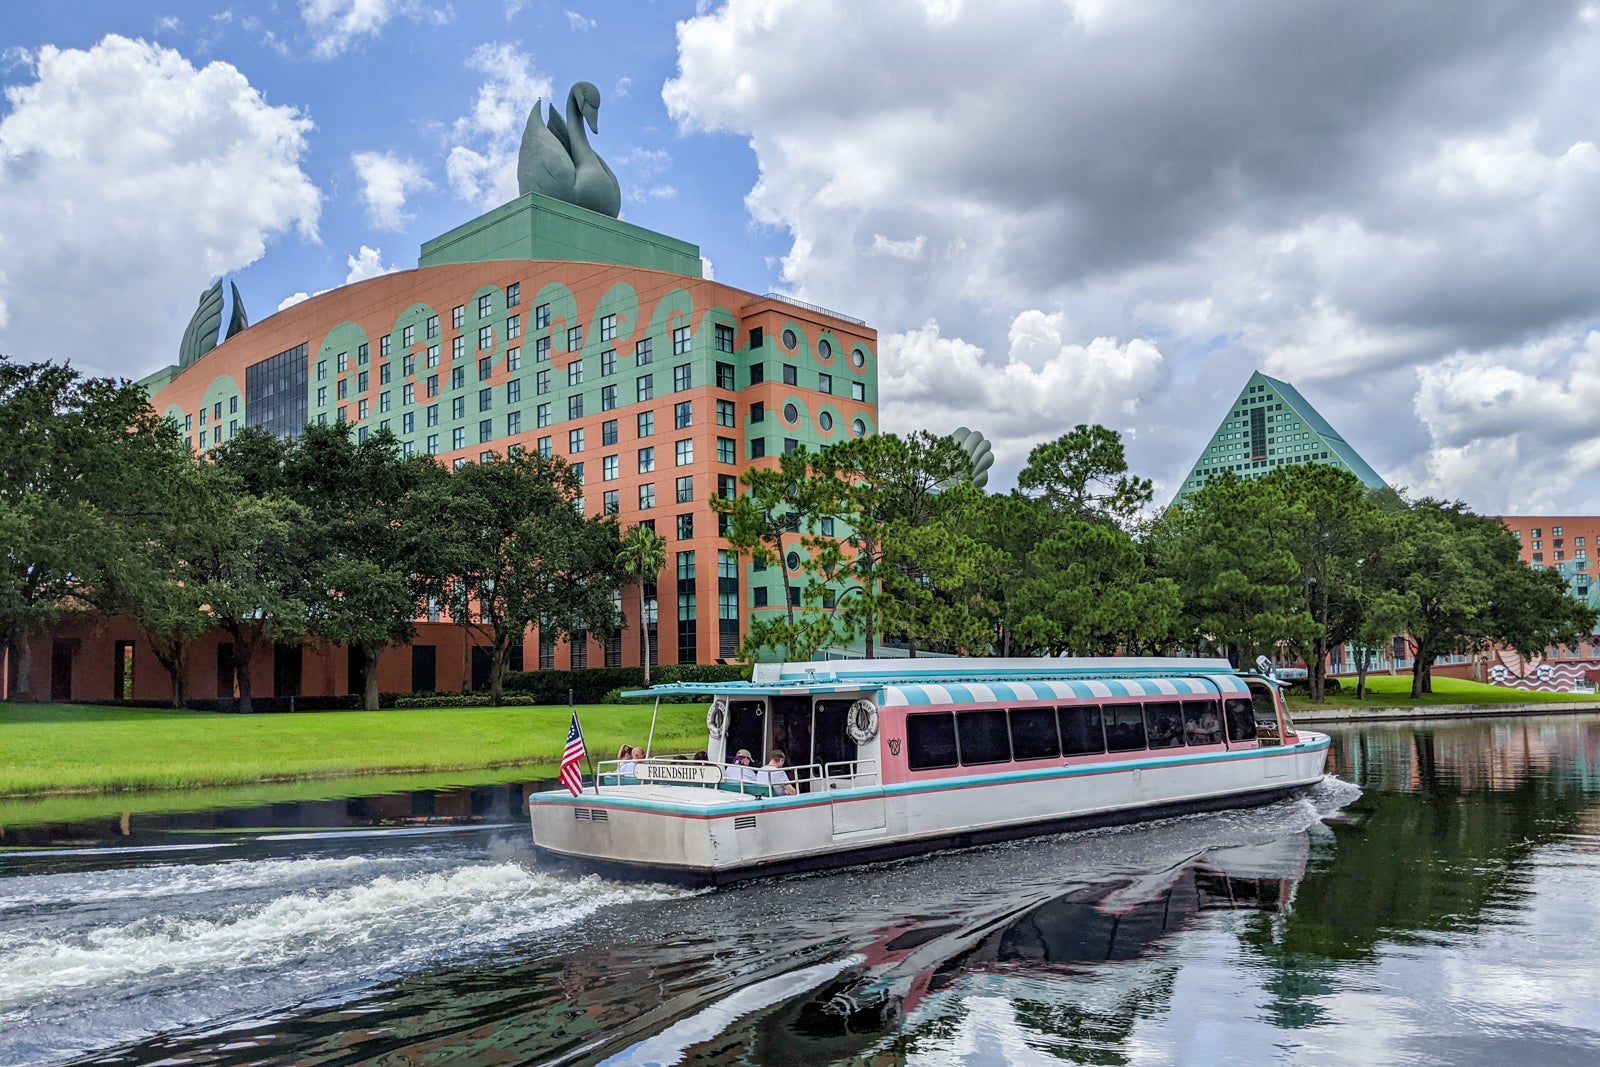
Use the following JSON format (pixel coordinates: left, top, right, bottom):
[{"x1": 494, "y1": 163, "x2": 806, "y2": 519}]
[{"x1": 517, "y1": 81, "x2": 621, "y2": 218}]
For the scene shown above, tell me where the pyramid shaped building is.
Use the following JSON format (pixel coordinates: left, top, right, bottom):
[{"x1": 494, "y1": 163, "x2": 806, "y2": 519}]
[{"x1": 1171, "y1": 371, "x2": 1388, "y2": 505}]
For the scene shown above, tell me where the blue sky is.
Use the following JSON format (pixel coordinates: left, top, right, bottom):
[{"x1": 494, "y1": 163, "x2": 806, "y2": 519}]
[{"x1": 5, "y1": 1, "x2": 1600, "y2": 513}]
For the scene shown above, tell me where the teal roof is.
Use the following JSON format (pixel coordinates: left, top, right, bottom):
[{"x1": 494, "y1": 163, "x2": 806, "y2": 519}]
[{"x1": 1260, "y1": 374, "x2": 1388, "y2": 491}]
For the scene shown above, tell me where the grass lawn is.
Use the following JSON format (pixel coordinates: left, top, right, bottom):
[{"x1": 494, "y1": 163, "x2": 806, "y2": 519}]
[
  {"x1": 1287, "y1": 673, "x2": 1599, "y2": 711},
  {"x1": 0, "y1": 701, "x2": 705, "y2": 799}
]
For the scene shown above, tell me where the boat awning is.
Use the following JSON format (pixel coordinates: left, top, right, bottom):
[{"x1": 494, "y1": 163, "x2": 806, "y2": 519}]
[
  {"x1": 619, "y1": 681, "x2": 871, "y2": 699},
  {"x1": 881, "y1": 675, "x2": 1251, "y2": 706}
]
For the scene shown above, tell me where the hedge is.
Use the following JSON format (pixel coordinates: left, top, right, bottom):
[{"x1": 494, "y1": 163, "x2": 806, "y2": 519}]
[{"x1": 499, "y1": 663, "x2": 750, "y2": 704}]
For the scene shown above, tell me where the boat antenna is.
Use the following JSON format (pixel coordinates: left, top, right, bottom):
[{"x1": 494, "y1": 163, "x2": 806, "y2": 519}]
[{"x1": 645, "y1": 696, "x2": 661, "y2": 758}]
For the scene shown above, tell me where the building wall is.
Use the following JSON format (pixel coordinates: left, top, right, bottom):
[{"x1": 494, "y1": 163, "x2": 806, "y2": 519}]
[{"x1": 145, "y1": 257, "x2": 878, "y2": 677}]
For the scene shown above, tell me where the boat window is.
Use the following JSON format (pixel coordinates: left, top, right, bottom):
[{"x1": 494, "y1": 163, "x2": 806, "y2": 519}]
[
  {"x1": 1058, "y1": 705, "x2": 1105, "y2": 755},
  {"x1": 957, "y1": 709, "x2": 1011, "y2": 765},
  {"x1": 1104, "y1": 703, "x2": 1147, "y2": 752},
  {"x1": 1224, "y1": 698, "x2": 1256, "y2": 743},
  {"x1": 1182, "y1": 700, "x2": 1224, "y2": 745},
  {"x1": 907, "y1": 712, "x2": 958, "y2": 771},
  {"x1": 725, "y1": 700, "x2": 765, "y2": 763},
  {"x1": 814, "y1": 699, "x2": 856, "y2": 768},
  {"x1": 1009, "y1": 707, "x2": 1060, "y2": 760},
  {"x1": 1144, "y1": 701, "x2": 1184, "y2": 749}
]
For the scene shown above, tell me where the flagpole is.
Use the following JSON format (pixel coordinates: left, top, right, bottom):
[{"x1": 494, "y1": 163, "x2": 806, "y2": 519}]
[{"x1": 577, "y1": 710, "x2": 598, "y2": 795}]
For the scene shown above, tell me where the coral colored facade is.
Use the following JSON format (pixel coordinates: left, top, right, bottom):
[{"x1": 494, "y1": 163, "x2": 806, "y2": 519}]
[{"x1": 7, "y1": 195, "x2": 878, "y2": 703}]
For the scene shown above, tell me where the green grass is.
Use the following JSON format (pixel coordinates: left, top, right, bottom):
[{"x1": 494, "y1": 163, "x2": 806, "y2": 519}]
[
  {"x1": 1287, "y1": 673, "x2": 1600, "y2": 711},
  {"x1": 0, "y1": 701, "x2": 705, "y2": 799}
]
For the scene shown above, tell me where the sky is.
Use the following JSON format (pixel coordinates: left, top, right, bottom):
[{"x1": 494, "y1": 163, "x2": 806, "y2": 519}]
[{"x1": 4, "y1": 1, "x2": 1600, "y2": 515}]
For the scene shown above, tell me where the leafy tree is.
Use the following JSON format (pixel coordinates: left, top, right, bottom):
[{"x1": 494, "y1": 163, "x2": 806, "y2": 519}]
[
  {"x1": 1012, "y1": 519, "x2": 1182, "y2": 655},
  {"x1": 617, "y1": 523, "x2": 667, "y2": 684},
  {"x1": 970, "y1": 491, "x2": 1067, "y2": 656},
  {"x1": 423, "y1": 451, "x2": 622, "y2": 705},
  {"x1": 1017, "y1": 424, "x2": 1153, "y2": 527}
]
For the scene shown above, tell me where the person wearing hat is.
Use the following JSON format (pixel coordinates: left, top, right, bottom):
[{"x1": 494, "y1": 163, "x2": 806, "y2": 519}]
[{"x1": 728, "y1": 748, "x2": 760, "y2": 782}]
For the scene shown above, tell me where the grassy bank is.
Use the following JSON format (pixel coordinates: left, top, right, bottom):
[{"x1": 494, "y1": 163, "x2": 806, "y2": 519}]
[
  {"x1": 1285, "y1": 674, "x2": 1597, "y2": 710},
  {"x1": 0, "y1": 701, "x2": 703, "y2": 799}
]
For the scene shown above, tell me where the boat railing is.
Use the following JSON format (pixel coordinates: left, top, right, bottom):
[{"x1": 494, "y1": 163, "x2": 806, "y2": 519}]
[{"x1": 591, "y1": 756, "x2": 881, "y2": 796}]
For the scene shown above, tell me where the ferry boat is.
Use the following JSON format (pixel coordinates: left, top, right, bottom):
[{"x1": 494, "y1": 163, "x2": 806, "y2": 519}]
[{"x1": 527, "y1": 657, "x2": 1330, "y2": 885}]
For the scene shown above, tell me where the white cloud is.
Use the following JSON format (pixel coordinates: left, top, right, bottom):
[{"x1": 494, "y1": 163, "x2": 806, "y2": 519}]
[
  {"x1": 299, "y1": 0, "x2": 451, "y2": 59},
  {"x1": 565, "y1": 10, "x2": 596, "y2": 31},
  {"x1": 446, "y1": 42, "x2": 551, "y2": 209},
  {"x1": 345, "y1": 244, "x2": 400, "y2": 283},
  {"x1": 665, "y1": 0, "x2": 1600, "y2": 508},
  {"x1": 613, "y1": 75, "x2": 632, "y2": 98},
  {"x1": 277, "y1": 291, "x2": 312, "y2": 311},
  {"x1": 0, "y1": 35, "x2": 319, "y2": 379},
  {"x1": 700, "y1": 256, "x2": 715, "y2": 280},
  {"x1": 351, "y1": 150, "x2": 431, "y2": 230}
]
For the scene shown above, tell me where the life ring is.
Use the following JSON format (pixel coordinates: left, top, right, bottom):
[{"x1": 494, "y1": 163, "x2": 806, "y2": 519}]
[
  {"x1": 846, "y1": 699, "x2": 879, "y2": 744},
  {"x1": 706, "y1": 698, "x2": 728, "y2": 739}
]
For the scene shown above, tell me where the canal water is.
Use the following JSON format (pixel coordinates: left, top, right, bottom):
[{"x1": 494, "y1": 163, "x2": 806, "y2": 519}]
[{"x1": 3, "y1": 714, "x2": 1599, "y2": 1065}]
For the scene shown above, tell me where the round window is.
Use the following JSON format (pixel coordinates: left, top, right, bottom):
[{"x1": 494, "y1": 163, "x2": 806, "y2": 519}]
[
  {"x1": 784, "y1": 402, "x2": 798, "y2": 423},
  {"x1": 852, "y1": 418, "x2": 866, "y2": 438},
  {"x1": 782, "y1": 328, "x2": 797, "y2": 350},
  {"x1": 785, "y1": 550, "x2": 801, "y2": 571},
  {"x1": 819, "y1": 411, "x2": 833, "y2": 431},
  {"x1": 818, "y1": 339, "x2": 832, "y2": 359},
  {"x1": 851, "y1": 348, "x2": 866, "y2": 368}
]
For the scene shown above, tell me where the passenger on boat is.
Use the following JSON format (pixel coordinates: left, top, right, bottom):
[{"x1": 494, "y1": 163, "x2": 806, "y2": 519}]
[
  {"x1": 728, "y1": 749, "x2": 760, "y2": 782},
  {"x1": 759, "y1": 751, "x2": 798, "y2": 796},
  {"x1": 618, "y1": 745, "x2": 640, "y2": 777}
]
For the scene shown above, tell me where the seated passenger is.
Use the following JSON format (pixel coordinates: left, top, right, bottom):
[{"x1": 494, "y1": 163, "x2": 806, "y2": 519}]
[
  {"x1": 759, "y1": 750, "x2": 798, "y2": 796},
  {"x1": 617, "y1": 744, "x2": 638, "y2": 778},
  {"x1": 728, "y1": 749, "x2": 760, "y2": 782}
]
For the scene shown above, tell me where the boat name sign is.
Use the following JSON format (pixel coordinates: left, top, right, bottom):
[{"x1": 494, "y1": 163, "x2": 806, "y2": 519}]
[{"x1": 637, "y1": 761, "x2": 723, "y2": 785}]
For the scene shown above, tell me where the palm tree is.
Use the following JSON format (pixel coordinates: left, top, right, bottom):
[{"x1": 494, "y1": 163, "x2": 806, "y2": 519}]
[{"x1": 617, "y1": 523, "x2": 668, "y2": 684}]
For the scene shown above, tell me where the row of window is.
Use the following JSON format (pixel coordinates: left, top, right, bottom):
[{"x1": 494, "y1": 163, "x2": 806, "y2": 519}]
[{"x1": 904, "y1": 700, "x2": 1258, "y2": 771}]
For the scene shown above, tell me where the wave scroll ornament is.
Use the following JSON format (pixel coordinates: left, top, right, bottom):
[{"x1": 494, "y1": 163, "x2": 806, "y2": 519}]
[
  {"x1": 517, "y1": 81, "x2": 621, "y2": 218},
  {"x1": 178, "y1": 279, "x2": 249, "y2": 368}
]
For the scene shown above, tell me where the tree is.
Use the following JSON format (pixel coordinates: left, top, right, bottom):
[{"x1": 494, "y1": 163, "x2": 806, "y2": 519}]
[
  {"x1": 425, "y1": 451, "x2": 622, "y2": 705},
  {"x1": 617, "y1": 523, "x2": 667, "y2": 684},
  {"x1": 970, "y1": 491, "x2": 1067, "y2": 656},
  {"x1": 1017, "y1": 424, "x2": 1153, "y2": 527},
  {"x1": 1011, "y1": 519, "x2": 1182, "y2": 655}
]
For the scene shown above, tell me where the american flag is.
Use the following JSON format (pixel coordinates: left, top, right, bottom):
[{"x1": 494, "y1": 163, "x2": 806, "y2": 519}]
[{"x1": 558, "y1": 712, "x2": 587, "y2": 797}]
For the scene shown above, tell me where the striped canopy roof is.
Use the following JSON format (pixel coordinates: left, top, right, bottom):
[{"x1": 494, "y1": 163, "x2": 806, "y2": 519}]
[{"x1": 881, "y1": 675, "x2": 1251, "y2": 707}]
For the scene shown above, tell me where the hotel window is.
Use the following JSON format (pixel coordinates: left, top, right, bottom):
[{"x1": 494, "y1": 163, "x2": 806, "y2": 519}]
[
  {"x1": 568, "y1": 361, "x2": 585, "y2": 387},
  {"x1": 426, "y1": 374, "x2": 439, "y2": 398},
  {"x1": 381, "y1": 336, "x2": 392, "y2": 358},
  {"x1": 507, "y1": 315, "x2": 521, "y2": 340},
  {"x1": 852, "y1": 382, "x2": 866, "y2": 401},
  {"x1": 507, "y1": 379, "x2": 522, "y2": 404},
  {"x1": 676, "y1": 439, "x2": 694, "y2": 465},
  {"x1": 673, "y1": 325, "x2": 691, "y2": 355},
  {"x1": 453, "y1": 336, "x2": 465, "y2": 362},
  {"x1": 403, "y1": 384, "x2": 415, "y2": 405},
  {"x1": 603, "y1": 489, "x2": 619, "y2": 515},
  {"x1": 403, "y1": 325, "x2": 415, "y2": 347},
  {"x1": 782, "y1": 363, "x2": 797, "y2": 386},
  {"x1": 316, "y1": 386, "x2": 327, "y2": 407},
  {"x1": 675, "y1": 401, "x2": 693, "y2": 428},
  {"x1": 478, "y1": 293, "x2": 493, "y2": 317},
  {"x1": 1579, "y1": 549, "x2": 1589, "y2": 560},
  {"x1": 676, "y1": 475, "x2": 694, "y2": 503},
  {"x1": 403, "y1": 354, "x2": 416, "y2": 377},
  {"x1": 718, "y1": 474, "x2": 737, "y2": 499},
  {"x1": 453, "y1": 397, "x2": 466, "y2": 420},
  {"x1": 1534, "y1": 553, "x2": 1544, "y2": 562},
  {"x1": 481, "y1": 450, "x2": 496, "y2": 464},
  {"x1": 453, "y1": 305, "x2": 464, "y2": 329},
  {"x1": 639, "y1": 447, "x2": 656, "y2": 473},
  {"x1": 678, "y1": 513, "x2": 695, "y2": 539},
  {"x1": 750, "y1": 401, "x2": 765, "y2": 423},
  {"x1": 536, "y1": 337, "x2": 551, "y2": 362},
  {"x1": 750, "y1": 439, "x2": 767, "y2": 459},
  {"x1": 426, "y1": 433, "x2": 438, "y2": 454},
  {"x1": 569, "y1": 428, "x2": 585, "y2": 453},
  {"x1": 568, "y1": 394, "x2": 584, "y2": 419},
  {"x1": 479, "y1": 325, "x2": 494, "y2": 351},
  {"x1": 1578, "y1": 537, "x2": 1587, "y2": 546},
  {"x1": 537, "y1": 403, "x2": 550, "y2": 427},
  {"x1": 358, "y1": 399, "x2": 369, "y2": 420},
  {"x1": 600, "y1": 313, "x2": 617, "y2": 341},
  {"x1": 567, "y1": 325, "x2": 584, "y2": 351},
  {"x1": 637, "y1": 410, "x2": 654, "y2": 437},
  {"x1": 601, "y1": 384, "x2": 617, "y2": 410},
  {"x1": 639, "y1": 483, "x2": 656, "y2": 509},
  {"x1": 380, "y1": 391, "x2": 392, "y2": 413},
  {"x1": 600, "y1": 349, "x2": 616, "y2": 376},
  {"x1": 714, "y1": 323, "x2": 734, "y2": 353},
  {"x1": 535, "y1": 303, "x2": 550, "y2": 329},
  {"x1": 506, "y1": 282, "x2": 520, "y2": 307},
  {"x1": 452, "y1": 427, "x2": 465, "y2": 450},
  {"x1": 337, "y1": 351, "x2": 350, "y2": 373},
  {"x1": 426, "y1": 315, "x2": 439, "y2": 339},
  {"x1": 230, "y1": 419, "x2": 239, "y2": 437},
  {"x1": 818, "y1": 373, "x2": 832, "y2": 395},
  {"x1": 716, "y1": 399, "x2": 736, "y2": 427},
  {"x1": 821, "y1": 517, "x2": 835, "y2": 536},
  {"x1": 1533, "y1": 540, "x2": 1542, "y2": 550},
  {"x1": 1555, "y1": 526, "x2": 1564, "y2": 536},
  {"x1": 603, "y1": 455, "x2": 619, "y2": 481},
  {"x1": 635, "y1": 337, "x2": 653, "y2": 365},
  {"x1": 1533, "y1": 527, "x2": 1543, "y2": 537},
  {"x1": 358, "y1": 370, "x2": 369, "y2": 392},
  {"x1": 1557, "y1": 551, "x2": 1566, "y2": 561},
  {"x1": 426, "y1": 403, "x2": 439, "y2": 427},
  {"x1": 479, "y1": 387, "x2": 493, "y2": 412},
  {"x1": 538, "y1": 436, "x2": 552, "y2": 456},
  {"x1": 403, "y1": 412, "x2": 415, "y2": 434},
  {"x1": 479, "y1": 357, "x2": 493, "y2": 381},
  {"x1": 637, "y1": 374, "x2": 654, "y2": 402},
  {"x1": 536, "y1": 369, "x2": 550, "y2": 395},
  {"x1": 784, "y1": 438, "x2": 799, "y2": 455},
  {"x1": 750, "y1": 363, "x2": 765, "y2": 385},
  {"x1": 715, "y1": 361, "x2": 735, "y2": 389},
  {"x1": 717, "y1": 437, "x2": 736, "y2": 463},
  {"x1": 673, "y1": 364, "x2": 692, "y2": 391},
  {"x1": 358, "y1": 342, "x2": 369, "y2": 365},
  {"x1": 507, "y1": 347, "x2": 521, "y2": 372},
  {"x1": 601, "y1": 419, "x2": 619, "y2": 445},
  {"x1": 452, "y1": 457, "x2": 465, "y2": 470},
  {"x1": 480, "y1": 419, "x2": 493, "y2": 444},
  {"x1": 316, "y1": 360, "x2": 328, "y2": 381}
]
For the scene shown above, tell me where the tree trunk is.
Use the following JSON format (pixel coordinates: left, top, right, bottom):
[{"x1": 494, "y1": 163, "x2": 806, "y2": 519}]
[
  {"x1": 1356, "y1": 646, "x2": 1369, "y2": 700},
  {"x1": 151, "y1": 640, "x2": 188, "y2": 708},
  {"x1": 490, "y1": 631, "x2": 508, "y2": 707},
  {"x1": 1410, "y1": 639, "x2": 1429, "y2": 698},
  {"x1": 232, "y1": 630, "x2": 256, "y2": 714},
  {"x1": 1309, "y1": 634, "x2": 1327, "y2": 703},
  {"x1": 640, "y1": 584, "x2": 651, "y2": 686},
  {"x1": 361, "y1": 642, "x2": 384, "y2": 711},
  {"x1": 11, "y1": 637, "x2": 36, "y2": 702}
]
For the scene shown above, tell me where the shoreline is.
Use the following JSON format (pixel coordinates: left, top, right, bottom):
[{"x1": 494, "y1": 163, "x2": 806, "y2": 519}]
[{"x1": 1293, "y1": 700, "x2": 1600, "y2": 724}]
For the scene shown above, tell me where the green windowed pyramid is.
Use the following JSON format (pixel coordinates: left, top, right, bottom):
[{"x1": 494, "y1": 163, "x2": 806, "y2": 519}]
[{"x1": 1172, "y1": 371, "x2": 1388, "y2": 505}]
